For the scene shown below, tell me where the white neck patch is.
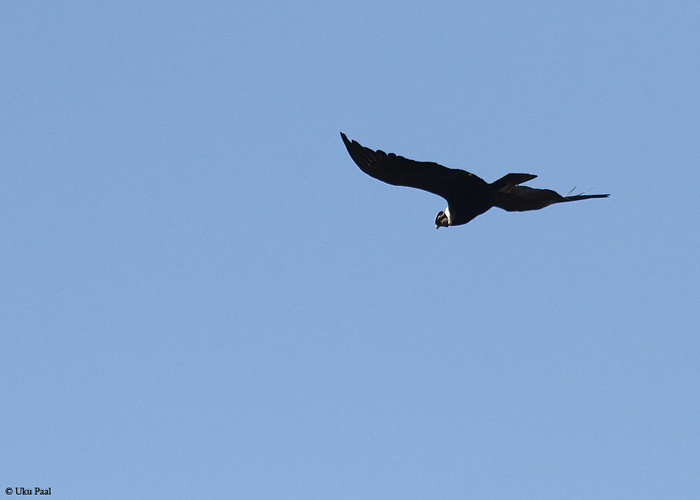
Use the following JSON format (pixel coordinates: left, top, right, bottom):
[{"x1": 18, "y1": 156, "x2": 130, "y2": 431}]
[{"x1": 444, "y1": 207, "x2": 452, "y2": 225}]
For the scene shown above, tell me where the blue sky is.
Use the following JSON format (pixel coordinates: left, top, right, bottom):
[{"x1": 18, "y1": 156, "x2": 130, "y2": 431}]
[{"x1": 1, "y1": 2, "x2": 699, "y2": 498}]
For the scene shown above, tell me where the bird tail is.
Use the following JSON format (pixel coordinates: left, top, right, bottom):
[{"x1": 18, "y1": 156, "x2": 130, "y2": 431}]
[{"x1": 490, "y1": 173, "x2": 538, "y2": 192}]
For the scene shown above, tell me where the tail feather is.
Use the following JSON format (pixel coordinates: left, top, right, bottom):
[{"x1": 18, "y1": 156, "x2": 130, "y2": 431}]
[{"x1": 490, "y1": 173, "x2": 537, "y2": 192}]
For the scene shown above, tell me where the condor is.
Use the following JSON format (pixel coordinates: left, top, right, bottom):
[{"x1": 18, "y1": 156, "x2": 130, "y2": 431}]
[{"x1": 341, "y1": 133, "x2": 608, "y2": 228}]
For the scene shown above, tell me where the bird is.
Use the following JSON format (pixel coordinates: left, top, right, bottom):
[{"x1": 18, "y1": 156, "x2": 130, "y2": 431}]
[{"x1": 341, "y1": 133, "x2": 609, "y2": 228}]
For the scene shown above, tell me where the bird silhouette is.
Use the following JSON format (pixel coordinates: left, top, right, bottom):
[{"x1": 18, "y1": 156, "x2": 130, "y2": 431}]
[{"x1": 341, "y1": 133, "x2": 609, "y2": 228}]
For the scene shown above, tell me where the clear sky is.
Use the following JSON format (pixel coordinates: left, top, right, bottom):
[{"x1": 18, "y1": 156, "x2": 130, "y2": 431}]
[{"x1": 2, "y1": 2, "x2": 699, "y2": 498}]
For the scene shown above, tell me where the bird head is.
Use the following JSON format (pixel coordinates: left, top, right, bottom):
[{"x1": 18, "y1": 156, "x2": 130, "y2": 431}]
[{"x1": 435, "y1": 210, "x2": 449, "y2": 229}]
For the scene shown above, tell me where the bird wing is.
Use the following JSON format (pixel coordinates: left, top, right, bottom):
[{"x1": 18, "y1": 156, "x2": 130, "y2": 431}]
[
  {"x1": 341, "y1": 133, "x2": 488, "y2": 201},
  {"x1": 493, "y1": 186, "x2": 609, "y2": 212}
]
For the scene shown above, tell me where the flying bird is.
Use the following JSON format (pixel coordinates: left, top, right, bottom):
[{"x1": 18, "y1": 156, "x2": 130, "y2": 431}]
[{"x1": 341, "y1": 133, "x2": 608, "y2": 228}]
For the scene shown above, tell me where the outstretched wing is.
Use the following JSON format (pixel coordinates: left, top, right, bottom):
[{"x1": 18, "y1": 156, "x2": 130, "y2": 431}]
[
  {"x1": 341, "y1": 133, "x2": 488, "y2": 200},
  {"x1": 494, "y1": 185, "x2": 609, "y2": 212}
]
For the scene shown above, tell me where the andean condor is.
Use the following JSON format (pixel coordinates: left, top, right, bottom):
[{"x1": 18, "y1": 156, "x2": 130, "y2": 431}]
[{"x1": 341, "y1": 133, "x2": 608, "y2": 228}]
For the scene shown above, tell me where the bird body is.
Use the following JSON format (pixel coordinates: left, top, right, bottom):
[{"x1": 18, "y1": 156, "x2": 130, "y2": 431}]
[{"x1": 341, "y1": 133, "x2": 608, "y2": 228}]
